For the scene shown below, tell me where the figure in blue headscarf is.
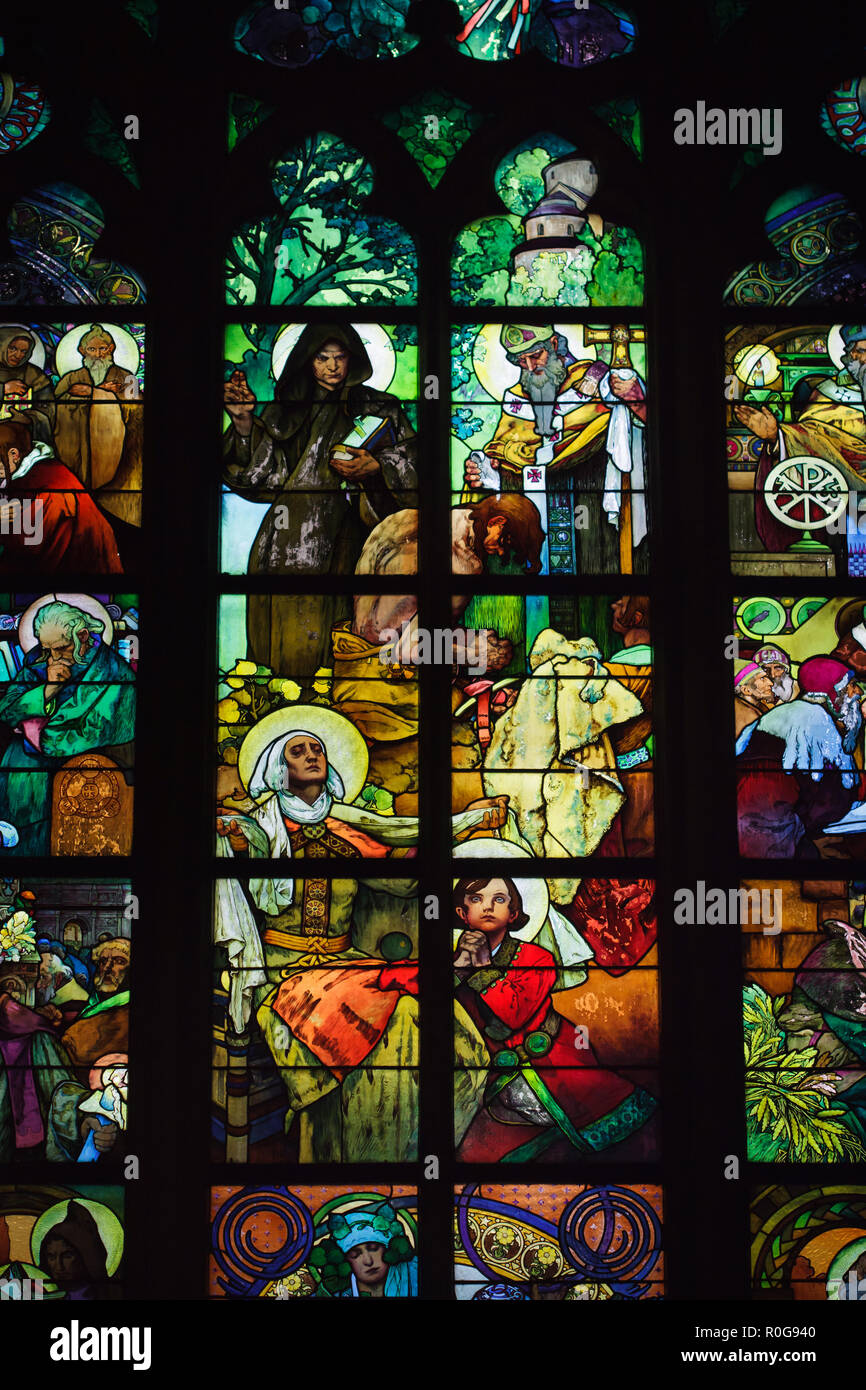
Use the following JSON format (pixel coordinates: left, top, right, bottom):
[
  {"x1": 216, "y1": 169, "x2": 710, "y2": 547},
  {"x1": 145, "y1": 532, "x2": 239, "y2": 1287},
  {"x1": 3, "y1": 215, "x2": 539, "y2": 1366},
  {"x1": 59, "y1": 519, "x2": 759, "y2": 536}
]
[{"x1": 312, "y1": 1202, "x2": 417, "y2": 1299}]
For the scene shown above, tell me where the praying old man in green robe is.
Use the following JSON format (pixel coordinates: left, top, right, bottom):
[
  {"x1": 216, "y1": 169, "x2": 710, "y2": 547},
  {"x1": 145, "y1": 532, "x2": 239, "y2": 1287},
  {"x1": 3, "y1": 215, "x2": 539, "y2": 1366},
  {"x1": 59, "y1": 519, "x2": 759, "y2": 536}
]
[{"x1": 0, "y1": 599, "x2": 135, "y2": 855}]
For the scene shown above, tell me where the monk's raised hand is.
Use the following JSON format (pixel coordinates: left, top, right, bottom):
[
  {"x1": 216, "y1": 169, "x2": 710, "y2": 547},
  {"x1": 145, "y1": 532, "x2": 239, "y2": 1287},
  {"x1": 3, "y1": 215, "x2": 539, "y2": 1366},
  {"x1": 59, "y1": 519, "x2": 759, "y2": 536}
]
[{"x1": 224, "y1": 370, "x2": 256, "y2": 416}]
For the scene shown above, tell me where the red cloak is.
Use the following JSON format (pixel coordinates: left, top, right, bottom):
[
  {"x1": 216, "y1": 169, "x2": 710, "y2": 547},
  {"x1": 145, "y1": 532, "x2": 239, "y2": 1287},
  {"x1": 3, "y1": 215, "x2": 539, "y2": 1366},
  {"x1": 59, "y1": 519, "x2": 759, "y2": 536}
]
[{"x1": 0, "y1": 459, "x2": 122, "y2": 572}]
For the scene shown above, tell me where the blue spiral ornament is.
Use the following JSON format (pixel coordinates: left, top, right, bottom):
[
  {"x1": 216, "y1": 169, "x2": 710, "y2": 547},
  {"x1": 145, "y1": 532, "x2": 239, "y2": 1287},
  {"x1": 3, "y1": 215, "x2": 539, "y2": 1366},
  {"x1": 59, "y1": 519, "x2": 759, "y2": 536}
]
[
  {"x1": 212, "y1": 1187, "x2": 314, "y2": 1299},
  {"x1": 558, "y1": 1186, "x2": 660, "y2": 1283}
]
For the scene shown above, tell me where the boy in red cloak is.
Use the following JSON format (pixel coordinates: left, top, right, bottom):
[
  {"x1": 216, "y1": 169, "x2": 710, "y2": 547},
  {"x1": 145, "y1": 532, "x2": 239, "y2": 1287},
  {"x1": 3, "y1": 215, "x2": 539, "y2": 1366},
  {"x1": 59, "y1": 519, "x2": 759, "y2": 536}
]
[{"x1": 453, "y1": 875, "x2": 657, "y2": 1161}]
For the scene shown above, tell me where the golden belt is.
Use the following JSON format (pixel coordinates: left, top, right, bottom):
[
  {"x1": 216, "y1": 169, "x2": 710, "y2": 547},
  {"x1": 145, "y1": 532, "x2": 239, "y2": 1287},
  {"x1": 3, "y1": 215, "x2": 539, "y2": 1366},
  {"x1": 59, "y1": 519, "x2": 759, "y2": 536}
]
[{"x1": 264, "y1": 928, "x2": 352, "y2": 956}]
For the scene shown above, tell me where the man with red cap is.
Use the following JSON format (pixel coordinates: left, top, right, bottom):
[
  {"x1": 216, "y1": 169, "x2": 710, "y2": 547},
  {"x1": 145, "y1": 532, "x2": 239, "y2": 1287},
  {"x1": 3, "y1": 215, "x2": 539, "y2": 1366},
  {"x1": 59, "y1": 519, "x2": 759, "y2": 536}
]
[{"x1": 736, "y1": 654, "x2": 865, "y2": 856}]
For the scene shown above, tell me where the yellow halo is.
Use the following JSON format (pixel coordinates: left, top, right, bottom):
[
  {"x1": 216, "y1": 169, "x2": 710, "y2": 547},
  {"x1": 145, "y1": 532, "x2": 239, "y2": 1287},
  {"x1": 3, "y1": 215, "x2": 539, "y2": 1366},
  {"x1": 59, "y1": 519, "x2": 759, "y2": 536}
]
[
  {"x1": 18, "y1": 592, "x2": 114, "y2": 654},
  {"x1": 32, "y1": 1198, "x2": 124, "y2": 1278},
  {"x1": 238, "y1": 704, "x2": 369, "y2": 806},
  {"x1": 55, "y1": 322, "x2": 140, "y2": 379}
]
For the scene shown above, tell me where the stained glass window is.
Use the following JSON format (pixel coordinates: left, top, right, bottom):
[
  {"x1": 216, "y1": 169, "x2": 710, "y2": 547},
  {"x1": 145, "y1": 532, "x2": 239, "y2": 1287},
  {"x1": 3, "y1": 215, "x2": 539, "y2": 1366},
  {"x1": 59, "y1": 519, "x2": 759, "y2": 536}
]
[
  {"x1": 452, "y1": 137, "x2": 644, "y2": 307},
  {"x1": 221, "y1": 322, "x2": 418, "y2": 575},
  {"x1": 0, "y1": 592, "x2": 137, "y2": 857},
  {"x1": 0, "y1": 320, "x2": 145, "y2": 553},
  {"x1": 821, "y1": 76, "x2": 866, "y2": 157},
  {"x1": 453, "y1": 877, "x2": 658, "y2": 1161},
  {"x1": 225, "y1": 135, "x2": 417, "y2": 307},
  {"x1": 213, "y1": 877, "x2": 419, "y2": 1162},
  {"x1": 452, "y1": 323, "x2": 649, "y2": 574},
  {"x1": 3, "y1": 0, "x2": 865, "y2": 1340}
]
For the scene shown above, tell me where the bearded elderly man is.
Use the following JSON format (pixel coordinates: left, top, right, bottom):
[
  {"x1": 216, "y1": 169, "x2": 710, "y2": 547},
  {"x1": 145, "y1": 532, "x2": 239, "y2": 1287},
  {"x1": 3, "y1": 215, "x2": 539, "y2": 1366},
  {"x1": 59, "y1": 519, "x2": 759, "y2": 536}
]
[
  {"x1": 0, "y1": 600, "x2": 135, "y2": 854},
  {"x1": 54, "y1": 325, "x2": 142, "y2": 527},
  {"x1": 44, "y1": 936, "x2": 130, "y2": 1161},
  {"x1": 462, "y1": 323, "x2": 647, "y2": 573},
  {"x1": 733, "y1": 325, "x2": 866, "y2": 556},
  {"x1": 57, "y1": 936, "x2": 129, "y2": 1068}
]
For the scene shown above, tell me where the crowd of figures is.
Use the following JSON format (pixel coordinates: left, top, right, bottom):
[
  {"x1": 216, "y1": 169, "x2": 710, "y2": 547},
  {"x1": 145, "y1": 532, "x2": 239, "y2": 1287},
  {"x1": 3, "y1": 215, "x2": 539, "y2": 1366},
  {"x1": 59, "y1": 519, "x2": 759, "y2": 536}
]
[{"x1": 734, "y1": 599, "x2": 866, "y2": 858}]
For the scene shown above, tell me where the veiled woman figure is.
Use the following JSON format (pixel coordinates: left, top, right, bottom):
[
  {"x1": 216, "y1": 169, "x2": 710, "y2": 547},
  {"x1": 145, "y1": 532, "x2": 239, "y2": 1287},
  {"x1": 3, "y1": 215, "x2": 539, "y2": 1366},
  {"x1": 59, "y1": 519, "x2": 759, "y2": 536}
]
[{"x1": 215, "y1": 706, "x2": 508, "y2": 1161}]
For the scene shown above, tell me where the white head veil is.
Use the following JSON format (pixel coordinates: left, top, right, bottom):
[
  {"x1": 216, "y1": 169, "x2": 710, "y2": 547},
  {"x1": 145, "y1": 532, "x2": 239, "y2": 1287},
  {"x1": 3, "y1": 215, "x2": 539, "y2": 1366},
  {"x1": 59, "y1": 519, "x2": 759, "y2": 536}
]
[{"x1": 248, "y1": 729, "x2": 345, "y2": 824}]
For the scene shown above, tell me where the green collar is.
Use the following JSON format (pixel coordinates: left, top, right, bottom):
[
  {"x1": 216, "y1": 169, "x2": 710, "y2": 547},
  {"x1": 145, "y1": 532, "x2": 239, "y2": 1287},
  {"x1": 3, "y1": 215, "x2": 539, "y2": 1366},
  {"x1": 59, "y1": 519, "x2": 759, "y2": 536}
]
[
  {"x1": 608, "y1": 643, "x2": 653, "y2": 665},
  {"x1": 79, "y1": 989, "x2": 129, "y2": 1020}
]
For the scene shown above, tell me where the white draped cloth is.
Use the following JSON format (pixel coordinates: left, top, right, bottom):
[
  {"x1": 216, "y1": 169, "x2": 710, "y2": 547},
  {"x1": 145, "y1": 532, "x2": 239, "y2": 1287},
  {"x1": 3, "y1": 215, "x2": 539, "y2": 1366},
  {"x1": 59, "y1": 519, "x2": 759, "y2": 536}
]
[
  {"x1": 599, "y1": 370, "x2": 647, "y2": 546},
  {"x1": 215, "y1": 731, "x2": 493, "y2": 1027}
]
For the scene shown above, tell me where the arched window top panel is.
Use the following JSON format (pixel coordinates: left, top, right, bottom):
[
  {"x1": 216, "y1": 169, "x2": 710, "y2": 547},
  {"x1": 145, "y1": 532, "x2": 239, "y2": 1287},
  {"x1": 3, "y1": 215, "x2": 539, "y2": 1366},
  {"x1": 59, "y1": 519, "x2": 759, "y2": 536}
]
[
  {"x1": 724, "y1": 186, "x2": 865, "y2": 307},
  {"x1": 453, "y1": 0, "x2": 637, "y2": 69},
  {"x1": 452, "y1": 133, "x2": 643, "y2": 307},
  {"x1": 233, "y1": 1, "x2": 419, "y2": 68},
  {"x1": 225, "y1": 132, "x2": 418, "y2": 307},
  {"x1": 0, "y1": 183, "x2": 146, "y2": 306}
]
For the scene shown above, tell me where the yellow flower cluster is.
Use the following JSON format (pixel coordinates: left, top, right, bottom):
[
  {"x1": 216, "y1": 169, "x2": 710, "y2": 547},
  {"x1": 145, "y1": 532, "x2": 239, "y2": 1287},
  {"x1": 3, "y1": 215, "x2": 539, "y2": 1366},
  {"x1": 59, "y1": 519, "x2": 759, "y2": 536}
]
[{"x1": 0, "y1": 910, "x2": 37, "y2": 960}]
